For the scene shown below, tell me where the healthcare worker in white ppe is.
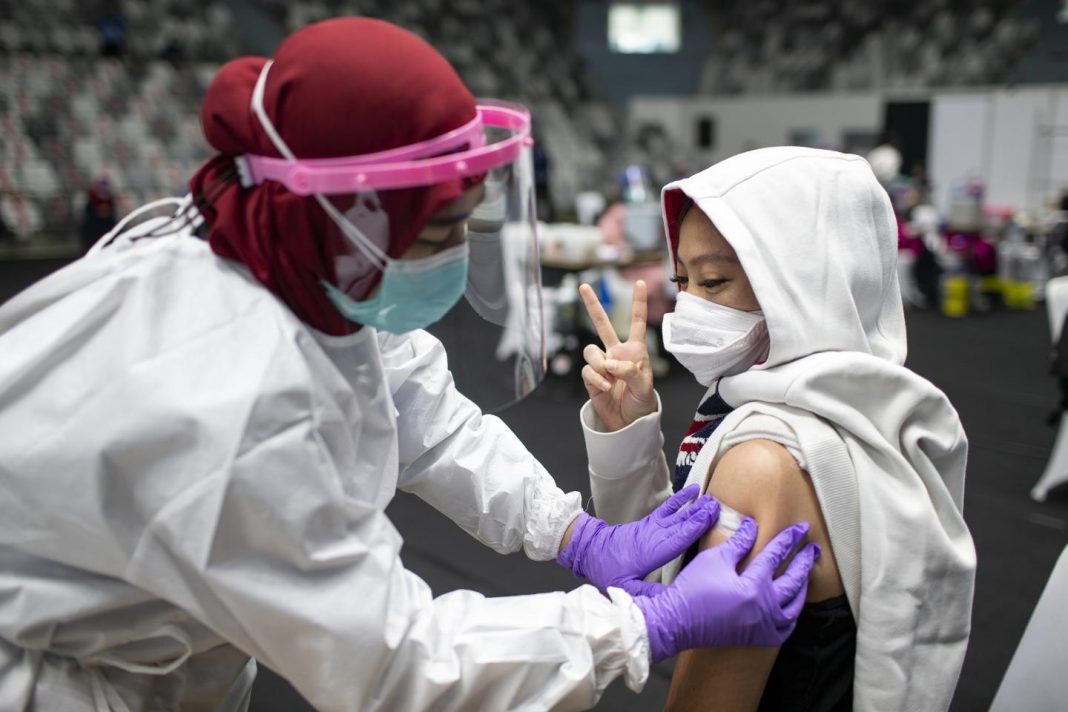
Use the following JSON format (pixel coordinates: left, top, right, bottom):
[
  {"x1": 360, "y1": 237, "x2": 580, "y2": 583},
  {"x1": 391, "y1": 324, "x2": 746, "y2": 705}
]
[{"x1": 0, "y1": 18, "x2": 818, "y2": 711}]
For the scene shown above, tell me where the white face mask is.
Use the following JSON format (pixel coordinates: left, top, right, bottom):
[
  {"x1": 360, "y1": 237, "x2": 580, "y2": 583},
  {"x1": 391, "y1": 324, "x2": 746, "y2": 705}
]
[{"x1": 663, "y1": 292, "x2": 769, "y2": 386}]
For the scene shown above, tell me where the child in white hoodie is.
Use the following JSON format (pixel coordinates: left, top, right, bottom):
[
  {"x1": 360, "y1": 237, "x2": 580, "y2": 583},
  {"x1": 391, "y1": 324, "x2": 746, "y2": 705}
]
[{"x1": 578, "y1": 147, "x2": 976, "y2": 711}]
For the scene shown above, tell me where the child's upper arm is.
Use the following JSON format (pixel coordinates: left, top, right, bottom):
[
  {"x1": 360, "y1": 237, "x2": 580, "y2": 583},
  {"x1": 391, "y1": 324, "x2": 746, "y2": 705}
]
[{"x1": 664, "y1": 438, "x2": 843, "y2": 712}]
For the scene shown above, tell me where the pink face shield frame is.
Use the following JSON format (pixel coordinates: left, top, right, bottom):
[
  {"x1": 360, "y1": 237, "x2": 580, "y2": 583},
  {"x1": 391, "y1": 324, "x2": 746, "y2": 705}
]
[{"x1": 236, "y1": 100, "x2": 533, "y2": 195}]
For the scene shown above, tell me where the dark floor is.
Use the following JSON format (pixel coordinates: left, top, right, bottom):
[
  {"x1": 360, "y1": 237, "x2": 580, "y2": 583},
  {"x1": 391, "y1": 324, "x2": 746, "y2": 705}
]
[{"x1": 3, "y1": 258, "x2": 1066, "y2": 711}]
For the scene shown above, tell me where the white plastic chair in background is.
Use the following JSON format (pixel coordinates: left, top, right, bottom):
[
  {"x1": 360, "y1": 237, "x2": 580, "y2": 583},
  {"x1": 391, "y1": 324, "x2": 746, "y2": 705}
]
[
  {"x1": 1032, "y1": 275, "x2": 1068, "y2": 501},
  {"x1": 990, "y1": 543, "x2": 1068, "y2": 710},
  {"x1": 574, "y1": 191, "x2": 606, "y2": 227}
]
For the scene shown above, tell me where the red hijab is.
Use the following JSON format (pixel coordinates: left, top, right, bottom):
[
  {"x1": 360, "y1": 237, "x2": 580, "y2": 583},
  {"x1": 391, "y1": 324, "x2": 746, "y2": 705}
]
[{"x1": 189, "y1": 18, "x2": 477, "y2": 335}]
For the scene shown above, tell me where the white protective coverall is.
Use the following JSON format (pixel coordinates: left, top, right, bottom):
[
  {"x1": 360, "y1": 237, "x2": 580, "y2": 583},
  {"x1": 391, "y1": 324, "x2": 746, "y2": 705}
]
[
  {"x1": 0, "y1": 225, "x2": 649, "y2": 711},
  {"x1": 582, "y1": 148, "x2": 977, "y2": 711}
]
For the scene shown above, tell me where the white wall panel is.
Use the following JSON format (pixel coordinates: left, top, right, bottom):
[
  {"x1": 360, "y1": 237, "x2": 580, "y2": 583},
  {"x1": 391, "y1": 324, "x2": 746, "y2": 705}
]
[
  {"x1": 630, "y1": 93, "x2": 882, "y2": 173},
  {"x1": 926, "y1": 94, "x2": 990, "y2": 215},
  {"x1": 631, "y1": 86, "x2": 1068, "y2": 214},
  {"x1": 1049, "y1": 91, "x2": 1068, "y2": 204},
  {"x1": 986, "y1": 89, "x2": 1048, "y2": 212}
]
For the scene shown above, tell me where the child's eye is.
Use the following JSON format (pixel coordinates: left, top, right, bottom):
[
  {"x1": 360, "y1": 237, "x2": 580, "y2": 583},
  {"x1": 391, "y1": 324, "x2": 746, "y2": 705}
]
[
  {"x1": 669, "y1": 275, "x2": 688, "y2": 284},
  {"x1": 699, "y1": 279, "x2": 727, "y2": 289}
]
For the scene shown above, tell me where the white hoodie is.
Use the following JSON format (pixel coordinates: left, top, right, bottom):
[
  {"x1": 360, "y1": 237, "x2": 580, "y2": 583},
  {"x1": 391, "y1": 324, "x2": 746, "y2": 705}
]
[{"x1": 582, "y1": 147, "x2": 977, "y2": 711}]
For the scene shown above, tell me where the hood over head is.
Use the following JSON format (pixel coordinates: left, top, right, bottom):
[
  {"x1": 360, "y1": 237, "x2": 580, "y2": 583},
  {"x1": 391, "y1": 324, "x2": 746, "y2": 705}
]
[{"x1": 662, "y1": 146, "x2": 906, "y2": 370}]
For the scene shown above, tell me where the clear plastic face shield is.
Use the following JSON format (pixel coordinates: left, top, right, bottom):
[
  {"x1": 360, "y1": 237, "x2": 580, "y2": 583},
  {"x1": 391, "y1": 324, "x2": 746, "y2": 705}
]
[{"x1": 238, "y1": 61, "x2": 545, "y2": 411}]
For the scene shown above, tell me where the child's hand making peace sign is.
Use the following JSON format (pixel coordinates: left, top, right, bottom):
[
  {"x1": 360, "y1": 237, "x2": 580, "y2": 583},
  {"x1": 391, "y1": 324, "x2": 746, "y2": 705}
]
[{"x1": 578, "y1": 279, "x2": 658, "y2": 431}]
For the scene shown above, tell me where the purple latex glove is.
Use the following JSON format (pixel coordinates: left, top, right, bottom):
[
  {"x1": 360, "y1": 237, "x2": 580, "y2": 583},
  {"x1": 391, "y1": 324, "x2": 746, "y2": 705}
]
[
  {"x1": 557, "y1": 484, "x2": 720, "y2": 596},
  {"x1": 634, "y1": 517, "x2": 819, "y2": 663}
]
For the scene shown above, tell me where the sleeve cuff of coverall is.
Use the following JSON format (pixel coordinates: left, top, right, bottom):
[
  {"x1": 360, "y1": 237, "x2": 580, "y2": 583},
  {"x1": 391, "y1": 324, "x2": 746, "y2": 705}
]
[
  {"x1": 581, "y1": 391, "x2": 664, "y2": 481},
  {"x1": 606, "y1": 586, "x2": 652, "y2": 692}
]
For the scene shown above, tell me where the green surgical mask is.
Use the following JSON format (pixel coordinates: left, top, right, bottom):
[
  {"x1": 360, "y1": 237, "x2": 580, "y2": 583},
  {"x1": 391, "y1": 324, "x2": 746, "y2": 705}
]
[{"x1": 322, "y1": 242, "x2": 469, "y2": 334}]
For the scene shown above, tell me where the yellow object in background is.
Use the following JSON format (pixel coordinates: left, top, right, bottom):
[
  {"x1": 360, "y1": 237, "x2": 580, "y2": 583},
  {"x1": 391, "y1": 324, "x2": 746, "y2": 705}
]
[
  {"x1": 1003, "y1": 281, "x2": 1036, "y2": 310},
  {"x1": 942, "y1": 275, "x2": 969, "y2": 317},
  {"x1": 979, "y1": 275, "x2": 1002, "y2": 295}
]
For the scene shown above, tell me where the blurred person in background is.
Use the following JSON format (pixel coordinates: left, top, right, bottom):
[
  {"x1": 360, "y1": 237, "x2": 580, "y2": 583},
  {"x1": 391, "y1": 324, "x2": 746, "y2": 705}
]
[
  {"x1": 97, "y1": 4, "x2": 127, "y2": 58},
  {"x1": 1052, "y1": 189, "x2": 1068, "y2": 272},
  {"x1": 532, "y1": 128, "x2": 554, "y2": 222},
  {"x1": 79, "y1": 174, "x2": 117, "y2": 254},
  {"x1": 0, "y1": 19, "x2": 818, "y2": 711}
]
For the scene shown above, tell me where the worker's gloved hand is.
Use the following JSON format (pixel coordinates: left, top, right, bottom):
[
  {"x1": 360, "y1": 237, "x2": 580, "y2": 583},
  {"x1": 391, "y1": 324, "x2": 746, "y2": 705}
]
[
  {"x1": 634, "y1": 518, "x2": 819, "y2": 663},
  {"x1": 557, "y1": 484, "x2": 720, "y2": 595}
]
